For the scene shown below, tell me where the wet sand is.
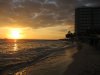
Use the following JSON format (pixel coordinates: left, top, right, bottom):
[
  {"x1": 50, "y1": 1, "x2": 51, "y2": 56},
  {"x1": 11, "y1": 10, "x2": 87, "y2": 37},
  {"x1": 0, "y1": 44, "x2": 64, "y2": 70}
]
[
  {"x1": 1, "y1": 45, "x2": 77, "y2": 75},
  {"x1": 21, "y1": 46, "x2": 77, "y2": 75},
  {"x1": 64, "y1": 43, "x2": 100, "y2": 75}
]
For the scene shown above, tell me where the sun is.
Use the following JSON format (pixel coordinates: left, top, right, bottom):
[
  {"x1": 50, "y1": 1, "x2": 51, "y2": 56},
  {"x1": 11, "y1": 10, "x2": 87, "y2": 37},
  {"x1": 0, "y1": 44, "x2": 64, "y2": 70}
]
[
  {"x1": 11, "y1": 30, "x2": 20, "y2": 39},
  {"x1": 9, "y1": 29, "x2": 21, "y2": 39}
]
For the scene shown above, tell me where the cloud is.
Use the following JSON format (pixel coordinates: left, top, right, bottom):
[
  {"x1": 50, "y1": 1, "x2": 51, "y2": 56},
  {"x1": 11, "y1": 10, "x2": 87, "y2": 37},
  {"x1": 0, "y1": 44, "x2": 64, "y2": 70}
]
[
  {"x1": 77, "y1": 0, "x2": 100, "y2": 7},
  {"x1": 0, "y1": 0, "x2": 74, "y2": 28}
]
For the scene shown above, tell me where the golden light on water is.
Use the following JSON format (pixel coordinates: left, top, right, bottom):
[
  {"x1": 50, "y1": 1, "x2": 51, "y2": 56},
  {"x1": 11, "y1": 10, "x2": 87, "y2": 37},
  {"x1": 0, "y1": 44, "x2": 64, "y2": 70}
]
[
  {"x1": 9, "y1": 28, "x2": 22, "y2": 39},
  {"x1": 13, "y1": 43, "x2": 18, "y2": 52}
]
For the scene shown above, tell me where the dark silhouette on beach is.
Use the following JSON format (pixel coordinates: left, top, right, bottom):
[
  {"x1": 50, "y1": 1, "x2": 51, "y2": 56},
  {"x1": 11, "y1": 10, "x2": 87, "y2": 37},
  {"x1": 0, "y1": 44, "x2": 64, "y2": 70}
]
[{"x1": 66, "y1": 31, "x2": 75, "y2": 43}]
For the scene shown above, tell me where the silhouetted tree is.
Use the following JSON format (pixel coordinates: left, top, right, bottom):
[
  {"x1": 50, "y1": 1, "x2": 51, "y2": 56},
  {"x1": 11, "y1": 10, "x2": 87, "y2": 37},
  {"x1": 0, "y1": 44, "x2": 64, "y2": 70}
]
[{"x1": 66, "y1": 31, "x2": 75, "y2": 42}]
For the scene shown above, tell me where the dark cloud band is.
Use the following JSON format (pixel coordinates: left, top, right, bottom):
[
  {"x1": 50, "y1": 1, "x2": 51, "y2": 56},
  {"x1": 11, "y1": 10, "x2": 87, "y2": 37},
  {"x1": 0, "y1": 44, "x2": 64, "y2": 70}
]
[{"x1": 0, "y1": 0, "x2": 74, "y2": 28}]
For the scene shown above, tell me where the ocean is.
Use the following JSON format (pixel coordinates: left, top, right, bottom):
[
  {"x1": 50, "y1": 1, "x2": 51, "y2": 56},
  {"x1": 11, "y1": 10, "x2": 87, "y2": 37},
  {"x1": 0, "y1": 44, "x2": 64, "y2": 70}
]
[{"x1": 0, "y1": 39, "x2": 68, "y2": 68}]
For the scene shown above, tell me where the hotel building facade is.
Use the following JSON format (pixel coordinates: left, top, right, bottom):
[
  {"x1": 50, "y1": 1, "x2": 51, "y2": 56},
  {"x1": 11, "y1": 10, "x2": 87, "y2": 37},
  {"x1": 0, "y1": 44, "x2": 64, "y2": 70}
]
[{"x1": 75, "y1": 7, "x2": 100, "y2": 41}]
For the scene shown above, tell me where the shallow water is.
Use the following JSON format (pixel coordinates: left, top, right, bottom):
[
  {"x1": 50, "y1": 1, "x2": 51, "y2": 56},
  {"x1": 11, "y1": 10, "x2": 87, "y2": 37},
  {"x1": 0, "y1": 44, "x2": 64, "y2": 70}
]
[
  {"x1": 0, "y1": 39, "x2": 68, "y2": 68},
  {"x1": 0, "y1": 39, "x2": 66, "y2": 54},
  {"x1": 0, "y1": 39, "x2": 75, "y2": 75}
]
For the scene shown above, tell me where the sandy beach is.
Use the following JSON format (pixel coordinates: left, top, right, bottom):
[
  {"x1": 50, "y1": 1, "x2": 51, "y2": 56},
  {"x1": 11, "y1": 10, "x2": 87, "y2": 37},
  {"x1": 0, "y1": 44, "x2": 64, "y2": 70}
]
[{"x1": 64, "y1": 43, "x2": 100, "y2": 75}]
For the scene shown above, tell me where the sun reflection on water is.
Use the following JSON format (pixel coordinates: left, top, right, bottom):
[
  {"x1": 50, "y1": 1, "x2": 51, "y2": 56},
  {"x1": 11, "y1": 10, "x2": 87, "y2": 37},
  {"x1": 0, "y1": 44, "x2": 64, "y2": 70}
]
[
  {"x1": 14, "y1": 43, "x2": 18, "y2": 52},
  {"x1": 13, "y1": 40, "x2": 18, "y2": 52}
]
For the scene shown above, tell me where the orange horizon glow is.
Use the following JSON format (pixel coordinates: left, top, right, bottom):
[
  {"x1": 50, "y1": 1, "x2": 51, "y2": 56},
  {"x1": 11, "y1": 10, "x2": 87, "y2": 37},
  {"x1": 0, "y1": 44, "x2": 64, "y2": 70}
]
[{"x1": 0, "y1": 25, "x2": 74, "y2": 40}]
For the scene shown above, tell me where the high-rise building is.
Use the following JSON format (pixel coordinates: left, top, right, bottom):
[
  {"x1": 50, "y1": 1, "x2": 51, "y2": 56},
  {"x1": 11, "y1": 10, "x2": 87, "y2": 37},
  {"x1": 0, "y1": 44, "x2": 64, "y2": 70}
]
[{"x1": 75, "y1": 7, "x2": 100, "y2": 41}]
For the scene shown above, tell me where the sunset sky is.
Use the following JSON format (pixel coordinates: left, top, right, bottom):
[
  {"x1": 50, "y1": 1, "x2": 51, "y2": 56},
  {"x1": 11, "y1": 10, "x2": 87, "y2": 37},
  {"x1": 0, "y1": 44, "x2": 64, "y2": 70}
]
[{"x1": 0, "y1": 0, "x2": 98, "y2": 39}]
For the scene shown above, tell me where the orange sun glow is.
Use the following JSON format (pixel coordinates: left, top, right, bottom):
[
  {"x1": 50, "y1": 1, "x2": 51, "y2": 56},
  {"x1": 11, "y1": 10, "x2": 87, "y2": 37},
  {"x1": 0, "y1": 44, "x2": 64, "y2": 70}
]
[{"x1": 9, "y1": 29, "x2": 22, "y2": 39}]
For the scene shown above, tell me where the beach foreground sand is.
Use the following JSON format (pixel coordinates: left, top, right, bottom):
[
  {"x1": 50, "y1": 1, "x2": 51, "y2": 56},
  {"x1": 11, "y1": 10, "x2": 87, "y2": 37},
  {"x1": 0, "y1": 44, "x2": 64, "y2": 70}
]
[{"x1": 64, "y1": 43, "x2": 100, "y2": 75}]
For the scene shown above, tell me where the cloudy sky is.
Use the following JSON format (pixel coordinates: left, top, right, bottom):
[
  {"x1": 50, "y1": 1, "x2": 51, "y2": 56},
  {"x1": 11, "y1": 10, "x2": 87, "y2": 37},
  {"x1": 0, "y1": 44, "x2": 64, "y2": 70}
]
[
  {"x1": 77, "y1": 0, "x2": 100, "y2": 7},
  {"x1": 0, "y1": 0, "x2": 99, "y2": 39}
]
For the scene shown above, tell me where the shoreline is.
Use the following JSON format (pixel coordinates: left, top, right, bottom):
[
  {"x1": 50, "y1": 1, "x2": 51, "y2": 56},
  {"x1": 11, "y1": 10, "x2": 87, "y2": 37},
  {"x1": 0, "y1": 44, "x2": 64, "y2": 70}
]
[{"x1": 0, "y1": 44, "x2": 76, "y2": 75}]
